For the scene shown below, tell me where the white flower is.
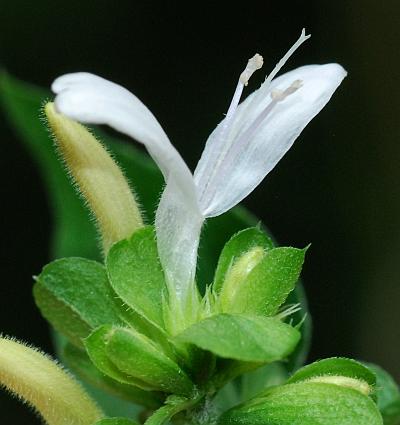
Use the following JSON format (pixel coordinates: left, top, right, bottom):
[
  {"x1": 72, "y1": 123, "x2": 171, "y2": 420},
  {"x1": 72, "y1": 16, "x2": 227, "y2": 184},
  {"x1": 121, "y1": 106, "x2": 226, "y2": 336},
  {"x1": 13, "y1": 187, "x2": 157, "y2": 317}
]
[{"x1": 52, "y1": 29, "x2": 346, "y2": 324}]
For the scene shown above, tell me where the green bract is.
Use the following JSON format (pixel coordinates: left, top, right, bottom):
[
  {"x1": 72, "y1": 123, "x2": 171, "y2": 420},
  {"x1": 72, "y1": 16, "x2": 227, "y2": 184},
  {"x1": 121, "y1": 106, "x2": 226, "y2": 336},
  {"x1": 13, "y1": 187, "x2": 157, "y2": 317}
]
[
  {"x1": 219, "y1": 382, "x2": 383, "y2": 425},
  {"x1": 33, "y1": 223, "x2": 305, "y2": 402},
  {"x1": 212, "y1": 227, "x2": 273, "y2": 293},
  {"x1": 106, "y1": 226, "x2": 167, "y2": 330},
  {"x1": 219, "y1": 358, "x2": 382, "y2": 425},
  {"x1": 34, "y1": 258, "x2": 123, "y2": 347},
  {"x1": 63, "y1": 343, "x2": 161, "y2": 408},
  {"x1": 100, "y1": 327, "x2": 194, "y2": 395},
  {"x1": 84, "y1": 324, "x2": 156, "y2": 390},
  {"x1": 177, "y1": 314, "x2": 300, "y2": 363},
  {"x1": 217, "y1": 244, "x2": 306, "y2": 316}
]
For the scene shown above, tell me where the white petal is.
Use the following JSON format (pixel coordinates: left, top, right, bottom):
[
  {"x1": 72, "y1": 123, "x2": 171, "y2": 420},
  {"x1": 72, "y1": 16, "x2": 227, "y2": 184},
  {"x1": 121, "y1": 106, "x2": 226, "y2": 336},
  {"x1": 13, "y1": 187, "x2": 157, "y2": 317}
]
[
  {"x1": 52, "y1": 72, "x2": 193, "y2": 194},
  {"x1": 52, "y1": 72, "x2": 203, "y2": 297},
  {"x1": 194, "y1": 63, "x2": 347, "y2": 217},
  {"x1": 156, "y1": 177, "x2": 203, "y2": 305}
]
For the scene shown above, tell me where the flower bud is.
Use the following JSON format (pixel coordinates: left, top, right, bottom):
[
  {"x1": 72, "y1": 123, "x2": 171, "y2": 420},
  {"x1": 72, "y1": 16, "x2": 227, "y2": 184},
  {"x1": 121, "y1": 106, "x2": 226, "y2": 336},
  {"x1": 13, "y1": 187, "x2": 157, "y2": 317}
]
[
  {"x1": 45, "y1": 102, "x2": 143, "y2": 254},
  {"x1": 219, "y1": 246, "x2": 265, "y2": 311},
  {"x1": 0, "y1": 336, "x2": 103, "y2": 425}
]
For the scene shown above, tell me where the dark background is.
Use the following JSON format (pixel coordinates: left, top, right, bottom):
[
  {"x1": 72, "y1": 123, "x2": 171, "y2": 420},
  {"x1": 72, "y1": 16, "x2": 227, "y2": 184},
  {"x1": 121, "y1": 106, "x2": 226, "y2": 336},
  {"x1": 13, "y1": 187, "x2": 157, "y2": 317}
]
[{"x1": 1, "y1": 1, "x2": 400, "y2": 422}]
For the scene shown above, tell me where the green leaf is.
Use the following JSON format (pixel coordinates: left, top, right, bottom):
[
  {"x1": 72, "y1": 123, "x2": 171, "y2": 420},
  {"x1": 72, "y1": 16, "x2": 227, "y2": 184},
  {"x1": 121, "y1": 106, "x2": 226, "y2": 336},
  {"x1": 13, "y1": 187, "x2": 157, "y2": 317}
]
[
  {"x1": 84, "y1": 325, "x2": 153, "y2": 390},
  {"x1": 288, "y1": 357, "x2": 376, "y2": 390},
  {"x1": 221, "y1": 247, "x2": 306, "y2": 316},
  {"x1": 106, "y1": 226, "x2": 166, "y2": 330},
  {"x1": 366, "y1": 363, "x2": 400, "y2": 425},
  {"x1": 219, "y1": 382, "x2": 383, "y2": 425},
  {"x1": 63, "y1": 343, "x2": 162, "y2": 409},
  {"x1": 105, "y1": 327, "x2": 194, "y2": 396},
  {"x1": 213, "y1": 227, "x2": 273, "y2": 294},
  {"x1": 95, "y1": 419, "x2": 139, "y2": 425},
  {"x1": 34, "y1": 258, "x2": 123, "y2": 347},
  {"x1": 177, "y1": 314, "x2": 300, "y2": 363}
]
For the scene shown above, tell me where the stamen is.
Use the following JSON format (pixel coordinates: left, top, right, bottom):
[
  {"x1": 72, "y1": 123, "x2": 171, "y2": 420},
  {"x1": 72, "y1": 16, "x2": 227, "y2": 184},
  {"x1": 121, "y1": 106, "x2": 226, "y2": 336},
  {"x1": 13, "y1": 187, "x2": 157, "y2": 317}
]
[
  {"x1": 198, "y1": 29, "x2": 309, "y2": 213},
  {"x1": 240, "y1": 54, "x2": 264, "y2": 86},
  {"x1": 225, "y1": 53, "x2": 264, "y2": 124},
  {"x1": 196, "y1": 53, "x2": 263, "y2": 205},
  {"x1": 271, "y1": 79, "x2": 303, "y2": 101},
  {"x1": 203, "y1": 78, "x2": 303, "y2": 191}
]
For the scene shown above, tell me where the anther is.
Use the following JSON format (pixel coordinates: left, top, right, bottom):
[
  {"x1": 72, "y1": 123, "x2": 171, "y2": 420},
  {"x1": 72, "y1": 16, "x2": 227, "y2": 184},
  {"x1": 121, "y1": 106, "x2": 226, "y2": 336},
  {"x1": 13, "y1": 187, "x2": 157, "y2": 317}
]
[
  {"x1": 196, "y1": 53, "x2": 263, "y2": 207},
  {"x1": 240, "y1": 54, "x2": 264, "y2": 86},
  {"x1": 271, "y1": 79, "x2": 303, "y2": 101}
]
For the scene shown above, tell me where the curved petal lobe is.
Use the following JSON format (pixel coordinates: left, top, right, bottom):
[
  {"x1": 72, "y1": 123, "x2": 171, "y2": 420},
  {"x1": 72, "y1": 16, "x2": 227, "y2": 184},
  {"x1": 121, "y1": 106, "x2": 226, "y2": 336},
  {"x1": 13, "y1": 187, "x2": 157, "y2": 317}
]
[
  {"x1": 52, "y1": 72, "x2": 194, "y2": 196},
  {"x1": 195, "y1": 63, "x2": 347, "y2": 217}
]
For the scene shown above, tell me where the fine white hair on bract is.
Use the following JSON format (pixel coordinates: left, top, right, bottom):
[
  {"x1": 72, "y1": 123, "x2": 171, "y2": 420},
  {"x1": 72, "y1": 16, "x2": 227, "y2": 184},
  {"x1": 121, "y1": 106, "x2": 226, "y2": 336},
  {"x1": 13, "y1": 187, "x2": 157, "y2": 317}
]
[{"x1": 52, "y1": 29, "x2": 347, "y2": 310}]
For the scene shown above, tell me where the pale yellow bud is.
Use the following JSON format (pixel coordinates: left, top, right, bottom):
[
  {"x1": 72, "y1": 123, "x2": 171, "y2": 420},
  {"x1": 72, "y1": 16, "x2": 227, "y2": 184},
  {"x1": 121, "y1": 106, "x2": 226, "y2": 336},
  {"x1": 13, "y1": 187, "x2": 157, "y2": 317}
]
[
  {"x1": 219, "y1": 246, "x2": 266, "y2": 311},
  {"x1": 0, "y1": 336, "x2": 103, "y2": 425},
  {"x1": 45, "y1": 103, "x2": 143, "y2": 254},
  {"x1": 306, "y1": 375, "x2": 372, "y2": 396}
]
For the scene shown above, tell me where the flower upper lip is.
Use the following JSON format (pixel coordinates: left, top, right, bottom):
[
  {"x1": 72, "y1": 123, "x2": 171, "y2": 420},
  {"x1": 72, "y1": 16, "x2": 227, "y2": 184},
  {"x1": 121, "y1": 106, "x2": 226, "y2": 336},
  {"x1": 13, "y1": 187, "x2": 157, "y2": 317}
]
[{"x1": 51, "y1": 29, "x2": 347, "y2": 312}]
